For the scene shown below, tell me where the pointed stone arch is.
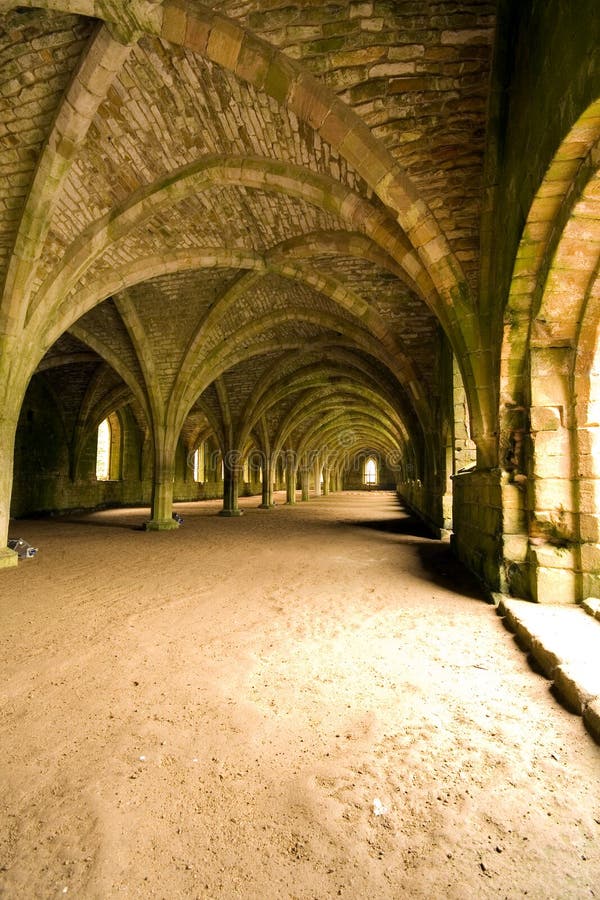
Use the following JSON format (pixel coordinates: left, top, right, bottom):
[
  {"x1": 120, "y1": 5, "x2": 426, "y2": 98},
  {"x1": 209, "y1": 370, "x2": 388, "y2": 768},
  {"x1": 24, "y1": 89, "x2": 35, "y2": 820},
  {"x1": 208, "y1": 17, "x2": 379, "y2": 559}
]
[{"x1": 501, "y1": 99, "x2": 600, "y2": 602}]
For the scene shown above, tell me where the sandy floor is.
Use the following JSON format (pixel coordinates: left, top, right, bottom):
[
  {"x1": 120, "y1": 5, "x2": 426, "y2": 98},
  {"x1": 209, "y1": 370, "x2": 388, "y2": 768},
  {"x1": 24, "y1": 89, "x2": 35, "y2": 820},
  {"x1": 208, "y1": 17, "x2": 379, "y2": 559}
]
[{"x1": 1, "y1": 491, "x2": 599, "y2": 899}]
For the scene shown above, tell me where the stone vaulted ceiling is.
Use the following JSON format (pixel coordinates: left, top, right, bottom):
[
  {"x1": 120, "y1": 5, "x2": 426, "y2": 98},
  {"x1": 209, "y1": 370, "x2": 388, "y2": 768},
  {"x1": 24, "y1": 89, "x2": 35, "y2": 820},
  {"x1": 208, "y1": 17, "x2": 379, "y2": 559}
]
[{"x1": 0, "y1": 0, "x2": 496, "y2": 467}]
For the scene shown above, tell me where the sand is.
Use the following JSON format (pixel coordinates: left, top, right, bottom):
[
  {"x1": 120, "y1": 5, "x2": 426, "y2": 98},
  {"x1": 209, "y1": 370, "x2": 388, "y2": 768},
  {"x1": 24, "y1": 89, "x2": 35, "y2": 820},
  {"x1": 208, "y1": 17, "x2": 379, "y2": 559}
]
[{"x1": 1, "y1": 491, "x2": 599, "y2": 899}]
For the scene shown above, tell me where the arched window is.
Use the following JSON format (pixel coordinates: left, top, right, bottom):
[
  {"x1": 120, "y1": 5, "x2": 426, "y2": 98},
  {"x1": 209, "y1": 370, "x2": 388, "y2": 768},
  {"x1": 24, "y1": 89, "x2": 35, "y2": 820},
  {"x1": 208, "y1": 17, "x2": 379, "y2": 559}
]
[
  {"x1": 96, "y1": 413, "x2": 122, "y2": 482},
  {"x1": 96, "y1": 418, "x2": 111, "y2": 481},
  {"x1": 364, "y1": 457, "x2": 377, "y2": 486},
  {"x1": 193, "y1": 442, "x2": 205, "y2": 483}
]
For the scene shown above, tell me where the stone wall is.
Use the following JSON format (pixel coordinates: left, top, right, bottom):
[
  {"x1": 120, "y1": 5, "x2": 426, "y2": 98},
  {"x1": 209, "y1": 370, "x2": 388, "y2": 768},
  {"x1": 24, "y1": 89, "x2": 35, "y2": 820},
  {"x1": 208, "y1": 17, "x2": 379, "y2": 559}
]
[
  {"x1": 10, "y1": 382, "x2": 233, "y2": 517},
  {"x1": 11, "y1": 379, "x2": 148, "y2": 516},
  {"x1": 397, "y1": 479, "x2": 444, "y2": 539},
  {"x1": 451, "y1": 468, "x2": 503, "y2": 592}
]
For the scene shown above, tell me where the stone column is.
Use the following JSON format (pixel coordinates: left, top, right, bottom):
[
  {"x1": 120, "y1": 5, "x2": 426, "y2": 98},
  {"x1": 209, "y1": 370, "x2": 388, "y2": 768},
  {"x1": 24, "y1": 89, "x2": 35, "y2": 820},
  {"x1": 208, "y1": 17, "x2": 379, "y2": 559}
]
[
  {"x1": 328, "y1": 468, "x2": 336, "y2": 493},
  {"x1": 0, "y1": 345, "x2": 27, "y2": 568},
  {"x1": 300, "y1": 465, "x2": 310, "y2": 502},
  {"x1": 259, "y1": 455, "x2": 275, "y2": 508},
  {"x1": 322, "y1": 466, "x2": 330, "y2": 496},
  {"x1": 146, "y1": 429, "x2": 179, "y2": 530},
  {"x1": 0, "y1": 414, "x2": 18, "y2": 568},
  {"x1": 285, "y1": 455, "x2": 297, "y2": 504},
  {"x1": 332, "y1": 468, "x2": 341, "y2": 492},
  {"x1": 220, "y1": 450, "x2": 243, "y2": 516}
]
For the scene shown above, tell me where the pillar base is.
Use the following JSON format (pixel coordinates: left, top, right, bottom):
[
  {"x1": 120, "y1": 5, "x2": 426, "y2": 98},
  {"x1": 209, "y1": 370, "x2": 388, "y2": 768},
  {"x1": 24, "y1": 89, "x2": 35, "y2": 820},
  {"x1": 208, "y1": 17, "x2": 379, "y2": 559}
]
[
  {"x1": 258, "y1": 502, "x2": 275, "y2": 509},
  {"x1": 144, "y1": 518, "x2": 180, "y2": 531},
  {"x1": 219, "y1": 509, "x2": 243, "y2": 517},
  {"x1": 0, "y1": 546, "x2": 18, "y2": 569}
]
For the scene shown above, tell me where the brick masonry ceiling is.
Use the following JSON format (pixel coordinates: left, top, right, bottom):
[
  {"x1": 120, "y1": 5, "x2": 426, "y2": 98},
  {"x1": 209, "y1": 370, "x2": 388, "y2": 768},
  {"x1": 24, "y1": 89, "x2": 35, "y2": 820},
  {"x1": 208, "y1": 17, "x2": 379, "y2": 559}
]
[{"x1": 0, "y1": 1, "x2": 497, "y2": 463}]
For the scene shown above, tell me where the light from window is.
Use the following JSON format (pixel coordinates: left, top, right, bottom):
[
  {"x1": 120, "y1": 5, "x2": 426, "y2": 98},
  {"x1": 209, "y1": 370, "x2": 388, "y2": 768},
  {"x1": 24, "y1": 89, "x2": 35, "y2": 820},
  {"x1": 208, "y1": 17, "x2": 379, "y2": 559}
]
[
  {"x1": 96, "y1": 418, "x2": 111, "y2": 481},
  {"x1": 364, "y1": 457, "x2": 377, "y2": 485},
  {"x1": 193, "y1": 443, "x2": 205, "y2": 482}
]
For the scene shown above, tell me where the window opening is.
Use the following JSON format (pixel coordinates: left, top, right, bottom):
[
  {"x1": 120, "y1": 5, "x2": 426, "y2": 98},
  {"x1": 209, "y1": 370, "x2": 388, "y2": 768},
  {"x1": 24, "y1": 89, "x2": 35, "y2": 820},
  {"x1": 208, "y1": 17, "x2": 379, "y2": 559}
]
[
  {"x1": 364, "y1": 457, "x2": 377, "y2": 485},
  {"x1": 96, "y1": 418, "x2": 111, "y2": 481},
  {"x1": 193, "y1": 443, "x2": 205, "y2": 483}
]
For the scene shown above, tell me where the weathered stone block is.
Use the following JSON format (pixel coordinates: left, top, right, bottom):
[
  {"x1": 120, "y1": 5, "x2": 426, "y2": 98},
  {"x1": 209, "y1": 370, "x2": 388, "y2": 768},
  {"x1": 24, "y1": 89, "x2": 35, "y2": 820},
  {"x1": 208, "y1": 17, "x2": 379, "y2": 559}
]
[
  {"x1": 441, "y1": 28, "x2": 493, "y2": 45},
  {"x1": 533, "y1": 476, "x2": 572, "y2": 511},
  {"x1": 360, "y1": 18, "x2": 384, "y2": 33},
  {"x1": 529, "y1": 636, "x2": 562, "y2": 678},
  {"x1": 162, "y1": 0, "x2": 187, "y2": 44},
  {"x1": 319, "y1": 99, "x2": 353, "y2": 147},
  {"x1": 576, "y1": 479, "x2": 600, "y2": 515},
  {"x1": 369, "y1": 61, "x2": 415, "y2": 78},
  {"x1": 578, "y1": 513, "x2": 600, "y2": 543},
  {"x1": 532, "y1": 448, "x2": 571, "y2": 482},
  {"x1": 531, "y1": 345, "x2": 570, "y2": 377},
  {"x1": 583, "y1": 697, "x2": 600, "y2": 744},
  {"x1": 349, "y1": 1, "x2": 373, "y2": 17},
  {"x1": 579, "y1": 542, "x2": 600, "y2": 573},
  {"x1": 502, "y1": 504, "x2": 526, "y2": 534},
  {"x1": 207, "y1": 18, "x2": 244, "y2": 71},
  {"x1": 531, "y1": 542, "x2": 576, "y2": 570},
  {"x1": 553, "y1": 663, "x2": 600, "y2": 714},
  {"x1": 185, "y1": 12, "x2": 212, "y2": 54},
  {"x1": 530, "y1": 405, "x2": 562, "y2": 432},
  {"x1": 262, "y1": 51, "x2": 297, "y2": 105},
  {"x1": 339, "y1": 125, "x2": 391, "y2": 186},
  {"x1": 582, "y1": 573, "x2": 600, "y2": 603},
  {"x1": 503, "y1": 533, "x2": 529, "y2": 562},
  {"x1": 534, "y1": 565, "x2": 578, "y2": 604}
]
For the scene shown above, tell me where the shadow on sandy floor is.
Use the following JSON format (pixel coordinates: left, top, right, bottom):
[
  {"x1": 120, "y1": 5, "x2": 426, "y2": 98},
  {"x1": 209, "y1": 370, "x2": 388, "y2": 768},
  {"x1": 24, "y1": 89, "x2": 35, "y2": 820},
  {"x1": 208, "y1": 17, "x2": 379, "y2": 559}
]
[
  {"x1": 416, "y1": 542, "x2": 487, "y2": 601},
  {"x1": 346, "y1": 515, "x2": 435, "y2": 538},
  {"x1": 344, "y1": 514, "x2": 485, "y2": 600},
  {"x1": 14, "y1": 513, "x2": 147, "y2": 532}
]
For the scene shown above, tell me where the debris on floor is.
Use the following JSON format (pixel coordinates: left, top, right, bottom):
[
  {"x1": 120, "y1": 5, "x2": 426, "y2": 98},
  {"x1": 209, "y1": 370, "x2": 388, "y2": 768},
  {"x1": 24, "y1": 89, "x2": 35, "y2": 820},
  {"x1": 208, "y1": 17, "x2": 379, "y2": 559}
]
[
  {"x1": 372, "y1": 798, "x2": 388, "y2": 816},
  {"x1": 7, "y1": 538, "x2": 38, "y2": 559}
]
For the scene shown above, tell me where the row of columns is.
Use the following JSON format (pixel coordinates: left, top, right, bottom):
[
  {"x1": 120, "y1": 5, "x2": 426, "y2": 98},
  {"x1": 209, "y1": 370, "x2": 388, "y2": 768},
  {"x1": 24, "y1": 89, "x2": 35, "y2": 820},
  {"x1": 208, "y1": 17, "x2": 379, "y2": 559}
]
[{"x1": 147, "y1": 448, "x2": 343, "y2": 526}]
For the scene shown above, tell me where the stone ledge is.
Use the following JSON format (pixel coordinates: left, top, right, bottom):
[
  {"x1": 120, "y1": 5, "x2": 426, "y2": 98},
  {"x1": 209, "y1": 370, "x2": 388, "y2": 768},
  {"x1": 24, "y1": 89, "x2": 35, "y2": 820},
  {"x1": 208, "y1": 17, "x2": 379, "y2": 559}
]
[
  {"x1": 582, "y1": 597, "x2": 600, "y2": 621},
  {"x1": 584, "y1": 698, "x2": 600, "y2": 742},
  {"x1": 494, "y1": 594, "x2": 600, "y2": 745}
]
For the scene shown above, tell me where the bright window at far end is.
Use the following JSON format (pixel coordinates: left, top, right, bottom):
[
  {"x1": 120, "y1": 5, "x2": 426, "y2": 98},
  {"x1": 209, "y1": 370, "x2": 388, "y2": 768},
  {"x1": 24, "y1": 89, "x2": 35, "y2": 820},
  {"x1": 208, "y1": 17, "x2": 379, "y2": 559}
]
[{"x1": 364, "y1": 457, "x2": 377, "y2": 485}]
